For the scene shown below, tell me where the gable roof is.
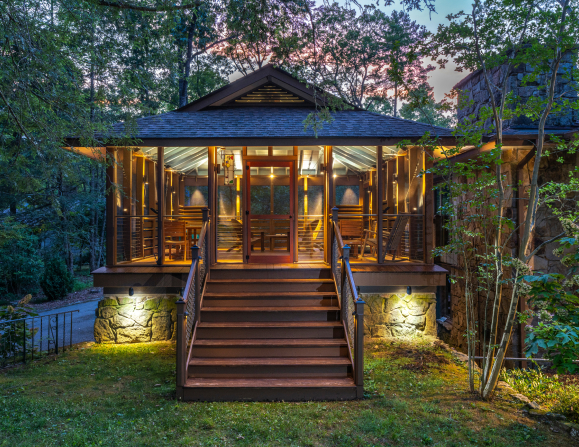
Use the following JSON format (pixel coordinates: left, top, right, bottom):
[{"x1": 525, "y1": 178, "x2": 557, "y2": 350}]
[
  {"x1": 89, "y1": 64, "x2": 456, "y2": 147},
  {"x1": 178, "y1": 64, "x2": 360, "y2": 111}
]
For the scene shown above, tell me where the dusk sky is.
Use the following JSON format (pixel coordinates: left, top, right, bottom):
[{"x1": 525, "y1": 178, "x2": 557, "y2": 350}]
[{"x1": 346, "y1": 0, "x2": 475, "y2": 101}]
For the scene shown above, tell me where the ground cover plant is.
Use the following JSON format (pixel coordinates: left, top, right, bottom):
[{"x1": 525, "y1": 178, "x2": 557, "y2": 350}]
[
  {"x1": 0, "y1": 339, "x2": 573, "y2": 447},
  {"x1": 502, "y1": 366, "x2": 579, "y2": 423}
]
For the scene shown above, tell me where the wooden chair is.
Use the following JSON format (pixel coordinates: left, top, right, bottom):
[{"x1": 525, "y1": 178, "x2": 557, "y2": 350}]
[
  {"x1": 338, "y1": 220, "x2": 365, "y2": 257},
  {"x1": 164, "y1": 221, "x2": 187, "y2": 261},
  {"x1": 299, "y1": 219, "x2": 320, "y2": 252},
  {"x1": 361, "y1": 215, "x2": 411, "y2": 262}
]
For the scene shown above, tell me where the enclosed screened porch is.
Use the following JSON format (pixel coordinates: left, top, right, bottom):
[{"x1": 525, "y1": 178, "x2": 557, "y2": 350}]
[{"x1": 106, "y1": 144, "x2": 433, "y2": 268}]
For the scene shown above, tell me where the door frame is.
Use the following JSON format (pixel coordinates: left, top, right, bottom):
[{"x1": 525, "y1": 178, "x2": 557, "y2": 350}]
[{"x1": 244, "y1": 160, "x2": 295, "y2": 264}]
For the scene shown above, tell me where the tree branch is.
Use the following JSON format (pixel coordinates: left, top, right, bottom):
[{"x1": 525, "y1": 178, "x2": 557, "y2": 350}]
[
  {"x1": 95, "y1": 0, "x2": 200, "y2": 12},
  {"x1": 525, "y1": 231, "x2": 567, "y2": 262}
]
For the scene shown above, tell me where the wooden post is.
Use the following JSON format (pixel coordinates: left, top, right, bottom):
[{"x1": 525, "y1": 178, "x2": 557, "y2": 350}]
[
  {"x1": 207, "y1": 147, "x2": 217, "y2": 265},
  {"x1": 105, "y1": 147, "x2": 116, "y2": 266},
  {"x1": 293, "y1": 147, "x2": 299, "y2": 262},
  {"x1": 423, "y1": 149, "x2": 434, "y2": 264},
  {"x1": 386, "y1": 159, "x2": 395, "y2": 211},
  {"x1": 136, "y1": 155, "x2": 145, "y2": 258},
  {"x1": 241, "y1": 147, "x2": 247, "y2": 262},
  {"x1": 325, "y1": 146, "x2": 334, "y2": 264},
  {"x1": 179, "y1": 175, "x2": 185, "y2": 207},
  {"x1": 354, "y1": 299, "x2": 365, "y2": 398},
  {"x1": 147, "y1": 159, "x2": 157, "y2": 259},
  {"x1": 122, "y1": 148, "x2": 133, "y2": 261},
  {"x1": 376, "y1": 146, "x2": 384, "y2": 263},
  {"x1": 175, "y1": 298, "x2": 186, "y2": 394},
  {"x1": 397, "y1": 153, "x2": 406, "y2": 213},
  {"x1": 157, "y1": 147, "x2": 165, "y2": 265}
]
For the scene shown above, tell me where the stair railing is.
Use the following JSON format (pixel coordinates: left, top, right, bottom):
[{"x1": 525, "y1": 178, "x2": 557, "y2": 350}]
[
  {"x1": 176, "y1": 208, "x2": 210, "y2": 395},
  {"x1": 330, "y1": 207, "x2": 365, "y2": 398}
]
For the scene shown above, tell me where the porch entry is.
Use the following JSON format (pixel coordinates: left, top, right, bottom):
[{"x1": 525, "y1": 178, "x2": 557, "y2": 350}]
[{"x1": 245, "y1": 160, "x2": 295, "y2": 263}]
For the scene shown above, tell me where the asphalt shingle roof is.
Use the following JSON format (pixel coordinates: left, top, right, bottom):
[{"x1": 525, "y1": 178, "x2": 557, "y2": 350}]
[{"x1": 107, "y1": 107, "x2": 454, "y2": 141}]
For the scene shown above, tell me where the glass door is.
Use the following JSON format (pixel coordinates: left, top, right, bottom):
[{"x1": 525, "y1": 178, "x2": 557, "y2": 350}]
[{"x1": 245, "y1": 160, "x2": 295, "y2": 263}]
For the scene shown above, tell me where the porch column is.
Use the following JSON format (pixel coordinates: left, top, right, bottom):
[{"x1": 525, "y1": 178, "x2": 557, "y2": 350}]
[
  {"x1": 376, "y1": 146, "x2": 384, "y2": 263},
  {"x1": 122, "y1": 148, "x2": 133, "y2": 262},
  {"x1": 105, "y1": 146, "x2": 116, "y2": 266},
  {"x1": 208, "y1": 146, "x2": 217, "y2": 265},
  {"x1": 157, "y1": 146, "x2": 165, "y2": 265},
  {"x1": 423, "y1": 148, "x2": 434, "y2": 264},
  {"x1": 324, "y1": 145, "x2": 333, "y2": 264}
]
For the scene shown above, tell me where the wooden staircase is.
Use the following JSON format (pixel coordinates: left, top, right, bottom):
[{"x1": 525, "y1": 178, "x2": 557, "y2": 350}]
[{"x1": 181, "y1": 266, "x2": 358, "y2": 401}]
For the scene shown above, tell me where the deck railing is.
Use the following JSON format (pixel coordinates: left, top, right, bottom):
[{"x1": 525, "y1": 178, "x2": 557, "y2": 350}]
[
  {"x1": 330, "y1": 207, "x2": 365, "y2": 398},
  {"x1": 176, "y1": 208, "x2": 209, "y2": 393},
  {"x1": 336, "y1": 213, "x2": 425, "y2": 263}
]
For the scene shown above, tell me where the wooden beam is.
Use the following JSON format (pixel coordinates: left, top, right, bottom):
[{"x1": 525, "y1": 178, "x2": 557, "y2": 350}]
[
  {"x1": 208, "y1": 146, "x2": 217, "y2": 265},
  {"x1": 136, "y1": 155, "x2": 145, "y2": 258},
  {"x1": 386, "y1": 159, "x2": 395, "y2": 212},
  {"x1": 396, "y1": 154, "x2": 406, "y2": 213},
  {"x1": 157, "y1": 147, "x2": 165, "y2": 265},
  {"x1": 376, "y1": 147, "x2": 384, "y2": 263},
  {"x1": 122, "y1": 148, "x2": 133, "y2": 261},
  {"x1": 423, "y1": 149, "x2": 434, "y2": 264},
  {"x1": 324, "y1": 145, "x2": 333, "y2": 263},
  {"x1": 105, "y1": 147, "x2": 116, "y2": 266},
  {"x1": 293, "y1": 148, "x2": 298, "y2": 262}
]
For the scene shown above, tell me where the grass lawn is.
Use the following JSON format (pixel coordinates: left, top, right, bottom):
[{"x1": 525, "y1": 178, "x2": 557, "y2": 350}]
[{"x1": 0, "y1": 339, "x2": 573, "y2": 446}]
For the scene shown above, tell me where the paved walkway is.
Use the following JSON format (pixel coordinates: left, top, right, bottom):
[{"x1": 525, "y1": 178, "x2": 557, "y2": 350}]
[{"x1": 37, "y1": 300, "x2": 99, "y2": 344}]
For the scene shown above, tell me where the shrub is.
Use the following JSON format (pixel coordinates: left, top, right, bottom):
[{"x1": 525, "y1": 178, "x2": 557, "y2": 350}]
[
  {"x1": 0, "y1": 219, "x2": 43, "y2": 298},
  {"x1": 40, "y1": 257, "x2": 74, "y2": 301}
]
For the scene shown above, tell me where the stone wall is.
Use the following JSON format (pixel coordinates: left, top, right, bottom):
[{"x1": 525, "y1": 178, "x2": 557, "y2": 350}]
[
  {"x1": 362, "y1": 292, "x2": 437, "y2": 338},
  {"x1": 456, "y1": 51, "x2": 579, "y2": 131},
  {"x1": 94, "y1": 296, "x2": 177, "y2": 344}
]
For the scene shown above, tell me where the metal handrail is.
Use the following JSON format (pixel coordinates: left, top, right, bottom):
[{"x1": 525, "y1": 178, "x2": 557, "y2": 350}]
[
  {"x1": 330, "y1": 207, "x2": 364, "y2": 398},
  {"x1": 176, "y1": 207, "x2": 210, "y2": 395}
]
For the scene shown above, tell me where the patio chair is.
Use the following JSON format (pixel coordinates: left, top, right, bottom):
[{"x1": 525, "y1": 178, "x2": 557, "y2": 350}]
[
  {"x1": 164, "y1": 221, "x2": 187, "y2": 261},
  {"x1": 361, "y1": 214, "x2": 411, "y2": 262},
  {"x1": 338, "y1": 219, "x2": 365, "y2": 257}
]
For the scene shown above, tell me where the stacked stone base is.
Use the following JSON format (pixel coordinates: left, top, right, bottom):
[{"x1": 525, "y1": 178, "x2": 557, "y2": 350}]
[
  {"x1": 94, "y1": 296, "x2": 177, "y2": 344},
  {"x1": 361, "y1": 293, "x2": 437, "y2": 338}
]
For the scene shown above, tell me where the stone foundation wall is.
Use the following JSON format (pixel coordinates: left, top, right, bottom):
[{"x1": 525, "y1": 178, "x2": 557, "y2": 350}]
[
  {"x1": 361, "y1": 293, "x2": 437, "y2": 338},
  {"x1": 94, "y1": 296, "x2": 177, "y2": 344}
]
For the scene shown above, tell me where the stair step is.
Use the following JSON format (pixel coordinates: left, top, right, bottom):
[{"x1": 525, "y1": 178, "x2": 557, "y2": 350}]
[
  {"x1": 182, "y1": 377, "x2": 357, "y2": 401},
  {"x1": 196, "y1": 321, "x2": 344, "y2": 339},
  {"x1": 209, "y1": 268, "x2": 332, "y2": 280},
  {"x1": 206, "y1": 278, "x2": 336, "y2": 293},
  {"x1": 204, "y1": 292, "x2": 337, "y2": 297},
  {"x1": 200, "y1": 306, "x2": 340, "y2": 322},
  {"x1": 188, "y1": 357, "x2": 352, "y2": 378},
  {"x1": 190, "y1": 357, "x2": 351, "y2": 366},
  {"x1": 195, "y1": 339, "x2": 347, "y2": 347},
  {"x1": 191, "y1": 338, "x2": 350, "y2": 357},
  {"x1": 202, "y1": 297, "x2": 336, "y2": 307}
]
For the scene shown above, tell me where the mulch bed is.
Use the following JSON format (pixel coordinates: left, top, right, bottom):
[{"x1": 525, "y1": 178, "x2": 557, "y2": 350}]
[
  {"x1": 27, "y1": 287, "x2": 103, "y2": 312},
  {"x1": 394, "y1": 345, "x2": 450, "y2": 373}
]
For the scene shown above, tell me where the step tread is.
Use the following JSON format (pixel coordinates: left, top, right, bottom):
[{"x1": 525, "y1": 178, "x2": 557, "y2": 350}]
[
  {"x1": 201, "y1": 306, "x2": 340, "y2": 312},
  {"x1": 197, "y1": 321, "x2": 342, "y2": 328},
  {"x1": 204, "y1": 292, "x2": 337, "y2": 297},
  {"x1": 190, "y1": 357, "x2": 351, "y2": 366},
  {"x1": 184, "y1": 377, "x2": 355, "y2": 388},
  {"x1": 207, "y1": 279, "x2": 334, "y2": 283},
  {"x1": 194, "y1": 338, "x2": 347, "y2": 347}
]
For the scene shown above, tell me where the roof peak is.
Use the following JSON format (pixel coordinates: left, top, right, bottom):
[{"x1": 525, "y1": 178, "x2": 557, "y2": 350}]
[{"x1": 176, "y1": 64, "x2": 362, "y2": 112}]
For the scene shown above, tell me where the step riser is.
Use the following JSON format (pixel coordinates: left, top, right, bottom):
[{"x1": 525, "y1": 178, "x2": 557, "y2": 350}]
[
  {"x1": 188, "y1": 365, "x2": 351, "y2": 378},
  {"x1": 209, "y1": 269, "x2": 332, "y2": 280},
  {"x1": 192, "y1": 346, "x2": 349, "y2": 357},
  {"x1": 202, "y1": 298, "x2": 336, "y2": 307},
  {"x1": 207, "y1": 283, "x2": 335, "y2": 293},
  {"x1": 202, "y1": 311, "x2": 339, "y2": 322},
  {"x1": 181, "y1": 386, "x2": 357, "y2": 402},
  {"x1": 196, "y1": 327, "x2": 344, "y2": 339}
]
